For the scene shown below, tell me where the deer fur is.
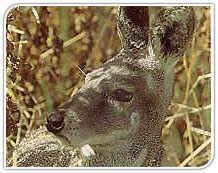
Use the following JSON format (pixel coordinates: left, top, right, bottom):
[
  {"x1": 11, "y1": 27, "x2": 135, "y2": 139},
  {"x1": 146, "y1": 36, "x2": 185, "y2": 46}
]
[{"x1": 12, "y1": 6, "x2": 195, "y2": 167}]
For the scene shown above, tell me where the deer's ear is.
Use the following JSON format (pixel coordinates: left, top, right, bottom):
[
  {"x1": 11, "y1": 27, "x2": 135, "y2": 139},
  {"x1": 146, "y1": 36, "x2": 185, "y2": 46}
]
[
  {"x1": 117, "y1": 7, "x2": 149, "y2": 50},
  {"x1": 151, "y1": 7, "x2": 196, "y2": 61}
]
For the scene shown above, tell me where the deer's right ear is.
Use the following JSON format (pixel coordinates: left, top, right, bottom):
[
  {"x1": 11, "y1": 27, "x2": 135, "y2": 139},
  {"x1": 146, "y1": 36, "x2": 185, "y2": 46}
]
[{"x1": 117, "y1": 7, "x2": 149, "y2": 50}]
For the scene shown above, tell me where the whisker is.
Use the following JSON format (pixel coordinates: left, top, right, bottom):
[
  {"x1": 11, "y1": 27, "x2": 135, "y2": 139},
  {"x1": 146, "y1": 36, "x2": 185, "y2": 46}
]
[{"x1": 75, "y1": 65, "x2": 87, "y2": 77}]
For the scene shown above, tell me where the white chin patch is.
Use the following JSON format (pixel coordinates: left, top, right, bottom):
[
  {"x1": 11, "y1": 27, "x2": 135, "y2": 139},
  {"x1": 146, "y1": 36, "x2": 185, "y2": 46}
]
[
  {"x1": 81, "y1": 144, "x2": 95, "y2": 157},
  {"x1": 130, "y1": 112, "x2": 140, "y2": 132}
]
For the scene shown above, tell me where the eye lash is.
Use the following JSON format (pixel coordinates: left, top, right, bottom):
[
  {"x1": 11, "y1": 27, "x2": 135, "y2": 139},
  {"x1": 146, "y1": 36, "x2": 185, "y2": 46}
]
[
  {"x1": 108, "y1": 89, "x2": 134, "y2": 102},
  {"x1": 107, "y1": 96, "x2": 133, "y2": 113}
]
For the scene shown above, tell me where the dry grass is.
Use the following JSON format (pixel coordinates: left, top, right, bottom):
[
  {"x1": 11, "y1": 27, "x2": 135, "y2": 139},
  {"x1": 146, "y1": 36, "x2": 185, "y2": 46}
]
[{"x1": 5, "y1": 6, "x2": 211, "y2": 167}]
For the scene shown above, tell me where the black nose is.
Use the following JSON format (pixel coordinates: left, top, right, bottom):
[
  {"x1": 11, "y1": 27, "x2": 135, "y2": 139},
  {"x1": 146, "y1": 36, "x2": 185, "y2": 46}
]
[{"x1": 46, "y1": 111, "x2": 65, "y2": 134}]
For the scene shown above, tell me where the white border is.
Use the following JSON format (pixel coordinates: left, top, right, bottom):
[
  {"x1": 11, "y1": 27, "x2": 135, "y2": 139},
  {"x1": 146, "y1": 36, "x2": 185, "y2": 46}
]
[{"x1": 1, "y1": 1, "x2": 216, "y2": 172}]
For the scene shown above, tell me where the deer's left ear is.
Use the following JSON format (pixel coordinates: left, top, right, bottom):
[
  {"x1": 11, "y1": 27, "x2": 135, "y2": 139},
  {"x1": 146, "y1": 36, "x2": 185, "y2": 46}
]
[
  {"x1": 151, "y1": 7, "x2": 196, "y2": 61},
  {"x1": 117, "y1": 7, "x2": 149, "y2": 50}
]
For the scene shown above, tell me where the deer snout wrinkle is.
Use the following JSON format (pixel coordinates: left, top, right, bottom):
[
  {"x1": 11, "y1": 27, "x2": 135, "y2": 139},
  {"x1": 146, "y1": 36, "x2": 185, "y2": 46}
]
[{"x1": 46, "y1": 111, "x2": 65, "y2": 134}]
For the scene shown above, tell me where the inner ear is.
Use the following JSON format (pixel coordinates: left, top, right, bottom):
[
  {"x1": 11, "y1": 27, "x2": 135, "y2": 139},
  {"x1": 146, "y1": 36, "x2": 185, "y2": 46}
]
[
  {"x1": 151, "y1": 7, "x2": 196, "y2": 58},
  {"x1": 117, "y1": 7, "x2": 149, "y2": 50},
  {"x1": 122, "y1": 7, "x2": 149, "y2": 28}
]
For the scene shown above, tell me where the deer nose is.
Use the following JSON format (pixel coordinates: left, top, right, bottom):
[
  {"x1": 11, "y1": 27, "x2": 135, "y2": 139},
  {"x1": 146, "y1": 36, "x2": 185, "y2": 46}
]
[{"x1": 46, "y1": 111, "x2": 65, "y2": 134}]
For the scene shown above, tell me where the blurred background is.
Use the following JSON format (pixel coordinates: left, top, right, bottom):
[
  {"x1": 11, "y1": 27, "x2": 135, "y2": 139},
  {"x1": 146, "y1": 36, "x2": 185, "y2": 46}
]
[{"x1": 6, "y1": 6, "x2": 211, "y2": 167}]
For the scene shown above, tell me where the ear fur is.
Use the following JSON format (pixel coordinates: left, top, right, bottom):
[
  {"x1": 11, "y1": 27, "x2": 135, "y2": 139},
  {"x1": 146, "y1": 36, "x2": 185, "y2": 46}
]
[
  {"x1": 117, "y1": 7, "x2": 196, "y2": 63},
  {"x1": 151, "y1": 7, "x2": 196, "y2": 60},
  {"x1": 117, "y1": 7, "x2": 149, "y2": 50}
]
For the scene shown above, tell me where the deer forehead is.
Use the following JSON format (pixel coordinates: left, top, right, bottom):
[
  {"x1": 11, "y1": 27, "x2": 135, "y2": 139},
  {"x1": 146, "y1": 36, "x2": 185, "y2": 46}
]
[
  {"x1": 85, "y1": 65, "x2": 132, "y2": 85},
  {"x1": 83, "y1": 58, "x2": 162, "y2": 93}
]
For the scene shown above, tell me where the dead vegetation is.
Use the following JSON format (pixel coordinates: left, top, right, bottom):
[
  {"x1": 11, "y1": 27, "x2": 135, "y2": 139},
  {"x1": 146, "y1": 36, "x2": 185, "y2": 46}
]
[{"x1": 6, "y1": 6, "x2": 211, "y2": 167}]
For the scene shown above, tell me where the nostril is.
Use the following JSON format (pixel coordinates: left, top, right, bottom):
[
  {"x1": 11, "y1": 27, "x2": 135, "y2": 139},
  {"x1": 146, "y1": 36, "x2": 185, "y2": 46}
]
[{"x1": 46, "y1": 111, "x2": 65, "y2": 134}]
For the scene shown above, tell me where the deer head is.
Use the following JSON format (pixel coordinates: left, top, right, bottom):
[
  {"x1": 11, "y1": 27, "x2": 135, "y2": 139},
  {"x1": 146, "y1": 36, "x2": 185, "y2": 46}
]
[{"x1": 45, "y1": 6, "x2": 195, "y2": 166}]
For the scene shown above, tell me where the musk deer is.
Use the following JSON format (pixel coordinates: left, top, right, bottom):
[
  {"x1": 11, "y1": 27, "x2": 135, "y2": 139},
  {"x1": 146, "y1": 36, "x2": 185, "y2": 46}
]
[{"x1": 11, "y1": 6, "x2": 195, "y2": 167}]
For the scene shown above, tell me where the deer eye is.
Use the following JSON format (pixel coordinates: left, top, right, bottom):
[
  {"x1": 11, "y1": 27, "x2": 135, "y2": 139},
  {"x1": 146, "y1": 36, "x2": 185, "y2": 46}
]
[{"x1": 111, "y1": 89, "x2": 133, "y2": 102}]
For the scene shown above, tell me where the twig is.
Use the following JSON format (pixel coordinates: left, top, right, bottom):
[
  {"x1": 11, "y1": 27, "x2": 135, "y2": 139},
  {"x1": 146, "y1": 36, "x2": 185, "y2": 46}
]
[
  {"x1": 165, "y1": 56, "x2": 192, "y2": 130},
  {"x1": 15, "y1": 118, "x2": 22, "y2": 145},
  {"x1": 171, "y1": 103, "x2": 199, "y2": 111},
  {"x1": 182, "y1": 55, "x2": 195, "y2": 161},
  {"x1": 165, "y1": 105, "x2": 211, "y2": 121},
  {"x1": 11, "y1": 40, "x2": 28, "y2": 44},
  {"x1": 191, "y1": 127, "x2": 211, "y2": 136},
  {"x1": 40, "y1": 31, "x2": 87, "y2": 59},
  {"x1": 31, "y1": 7, "x2": 40, "y2": 24},
  {"x1": 7, "y1": 136, "x2": 16, "y2": 147},
  {"x1": 191, "y1": 85, "x2": 207, "y2": 141},
  {"x1": 185, "y1": 113, "x2": 194, "y2": 163},
  {"x1": 12, "y1": 151, "x2": 18, "y2": 167},
  {"x1": 18, "y1": 35, "x2": 24, "y2": 57},
  {"x1": 188, "y1": 73, "x2": 211, "y2": 98},
  {"x1": 179, "y1": 137, "x2": 211, "y2": 167},
  {"x1": 23, "y1": 110, "x2": 31, "y2": 119},
  {"x1": 7, "y1": 25, "x2": 24, "y2": 34},
  {"x1": 27, "y1": 110, "x2": 36, "y2": 133},
  {"x1": 63, "y1": 32, "x2": 87, "y2": 47}
]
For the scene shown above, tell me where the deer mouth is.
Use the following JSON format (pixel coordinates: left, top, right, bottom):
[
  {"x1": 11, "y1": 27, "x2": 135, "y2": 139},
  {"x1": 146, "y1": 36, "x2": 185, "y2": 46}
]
[
  {"x1": 55, "y1": 112, "x2": 141, "y2": 149},
  {"x1": 53, "y1": 133, "x2": 71, "y2": 146}
]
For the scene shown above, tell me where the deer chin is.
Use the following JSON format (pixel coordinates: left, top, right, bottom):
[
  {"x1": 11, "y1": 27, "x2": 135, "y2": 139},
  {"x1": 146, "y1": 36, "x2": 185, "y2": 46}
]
[{"x1": 78, "y1": 131, "x2": 133, "y2": 155}]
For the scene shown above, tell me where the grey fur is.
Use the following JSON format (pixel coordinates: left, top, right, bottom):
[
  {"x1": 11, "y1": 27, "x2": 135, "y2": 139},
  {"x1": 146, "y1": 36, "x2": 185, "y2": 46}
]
[{"x1": 11, "y1": 6, "x2": 195, "y2": 167}]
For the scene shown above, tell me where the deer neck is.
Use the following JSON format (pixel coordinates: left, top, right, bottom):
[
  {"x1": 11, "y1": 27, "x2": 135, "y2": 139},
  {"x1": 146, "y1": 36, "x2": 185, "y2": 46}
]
[
  {"x1": 85, "y1": 116, "x2": 162, "y2": 167},
  {"x1": 85, "y1": 138, "x2": 145, "y2": 166}
]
